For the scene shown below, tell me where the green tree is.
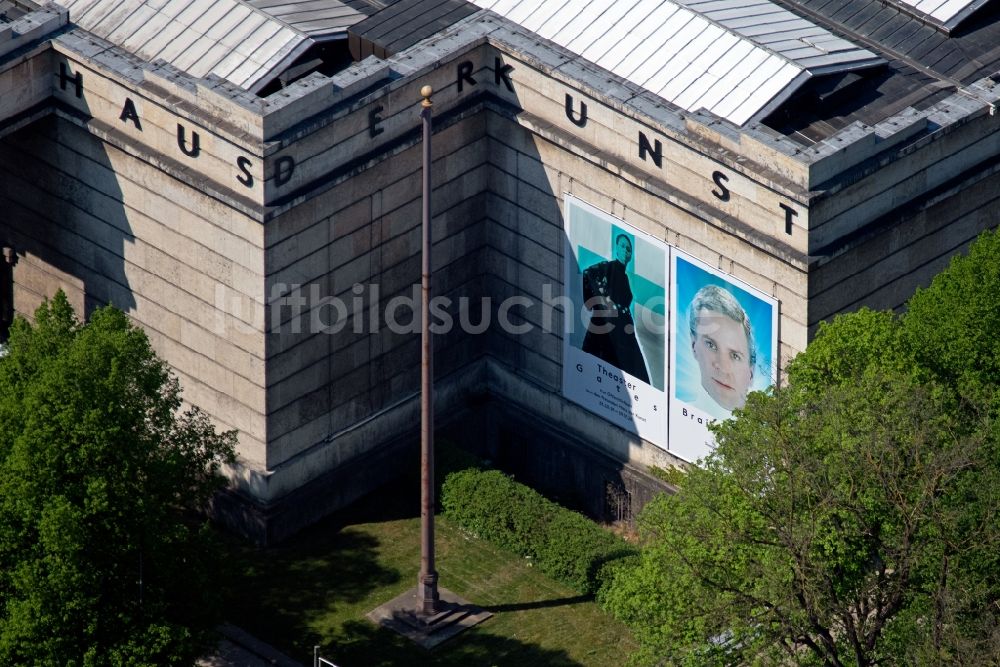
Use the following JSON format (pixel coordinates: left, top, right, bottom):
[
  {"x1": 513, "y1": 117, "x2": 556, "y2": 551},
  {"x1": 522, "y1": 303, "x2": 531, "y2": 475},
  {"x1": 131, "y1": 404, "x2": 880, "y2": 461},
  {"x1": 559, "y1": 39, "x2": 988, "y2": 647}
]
[
  {"x1": 905, "y1": 229, "x2": 1000, "y2": 396},
  {"x1": 901, "y1": 229, "x2": 1000, "y2": 661},
  {"x1": 0, "y1": 292, "x2": 236, "y2": 666},
  {"x1": 602, "y1": 305, "x2": 1000, "y2": 665}
]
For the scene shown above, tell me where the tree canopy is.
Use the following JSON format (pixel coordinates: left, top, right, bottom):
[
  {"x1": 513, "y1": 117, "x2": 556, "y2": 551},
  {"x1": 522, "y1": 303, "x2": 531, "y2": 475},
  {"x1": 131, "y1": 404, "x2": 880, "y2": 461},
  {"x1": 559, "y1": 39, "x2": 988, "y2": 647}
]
[
  {"x1": 0, "y1": 292, "x2": 236, "y2": 666},
  {"x1": 602, "y1": 231, "x2": 1000, "y2": 666},
  {"x1": 905, "y1": 229, "x2": 1000, "y2": 396}
]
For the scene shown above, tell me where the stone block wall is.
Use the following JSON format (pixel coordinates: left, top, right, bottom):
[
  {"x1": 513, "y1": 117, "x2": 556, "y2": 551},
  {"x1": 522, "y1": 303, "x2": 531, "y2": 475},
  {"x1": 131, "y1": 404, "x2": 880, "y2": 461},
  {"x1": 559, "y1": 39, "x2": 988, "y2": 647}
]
[
  {"x1": 807, "y1": 92, "x2": 1000, "y2": 329},
  {"x1": 0, "y1": 116, "x2": 268, "y2": 466},
  {"x1": 258, "y1": 111, "x2": 492, "y2": 502}
]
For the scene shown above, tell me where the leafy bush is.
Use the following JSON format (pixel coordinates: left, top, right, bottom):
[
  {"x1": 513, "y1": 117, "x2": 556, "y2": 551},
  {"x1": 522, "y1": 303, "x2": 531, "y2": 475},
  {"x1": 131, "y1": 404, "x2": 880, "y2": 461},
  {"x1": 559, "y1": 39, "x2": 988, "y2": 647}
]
[
  {"x1": 441, "y1": 469, "x2": 549, "y2": 558},
  {"x1": 441, "y1": 468, "x2": 637, "y2": 594}
]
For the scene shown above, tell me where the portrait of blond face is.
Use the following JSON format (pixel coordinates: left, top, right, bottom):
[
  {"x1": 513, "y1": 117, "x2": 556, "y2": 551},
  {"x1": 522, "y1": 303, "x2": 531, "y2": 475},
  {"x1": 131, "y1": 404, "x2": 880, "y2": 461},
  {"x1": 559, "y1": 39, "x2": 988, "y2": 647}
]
[{"x1": 691, "y1": 310, "x2": 754, "y2": 411}]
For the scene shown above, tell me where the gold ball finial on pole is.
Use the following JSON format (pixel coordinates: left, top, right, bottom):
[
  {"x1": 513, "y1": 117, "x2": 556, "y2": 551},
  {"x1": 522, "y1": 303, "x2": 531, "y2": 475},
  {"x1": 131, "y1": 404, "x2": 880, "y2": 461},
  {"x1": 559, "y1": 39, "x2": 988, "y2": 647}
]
[{"x1": 421, "y1": 85, "x2": 433, "y2": 108}]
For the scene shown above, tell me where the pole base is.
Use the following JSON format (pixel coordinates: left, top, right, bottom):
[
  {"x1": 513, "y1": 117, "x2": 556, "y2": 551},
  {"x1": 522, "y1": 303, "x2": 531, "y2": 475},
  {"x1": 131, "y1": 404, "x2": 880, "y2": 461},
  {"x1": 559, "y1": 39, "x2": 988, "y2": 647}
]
[
  {"x1": 416, "y1": 572, "x2": 439, "y2": 616},
  {"x1": 366, "y1": 586, "x2": 492, "y2": 649}
]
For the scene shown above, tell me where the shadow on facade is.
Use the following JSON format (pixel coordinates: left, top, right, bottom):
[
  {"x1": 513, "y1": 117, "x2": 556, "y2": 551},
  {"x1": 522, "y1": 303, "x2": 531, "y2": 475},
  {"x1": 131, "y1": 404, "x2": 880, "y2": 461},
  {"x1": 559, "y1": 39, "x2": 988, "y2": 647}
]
[
  {"x1": 450, "y1": 96, "x2": 667, "y2": 528},
  {"x1": 0, "y1": 245, "x2": 13, "y2": 342},
  {"x1": 0, "y1": 113, "x2": 136, "y2": 324},
  {"x1": 269, "y1": 88, "x2": 669, "y2": 539},
  {"x1": 251, "y1": 84, "x2": 668, "y2": 544}
]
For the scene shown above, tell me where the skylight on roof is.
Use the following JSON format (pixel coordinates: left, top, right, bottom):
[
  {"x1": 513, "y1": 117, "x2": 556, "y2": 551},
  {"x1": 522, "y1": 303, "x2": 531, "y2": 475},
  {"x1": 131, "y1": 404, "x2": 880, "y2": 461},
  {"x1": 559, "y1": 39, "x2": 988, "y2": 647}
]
[
  {"x1": 888, "y1": 0, "x2": 993, "y2": 32},
  {"x1": 55, "y1": 0, "x2": 314, "y2": 92},
  {"x1": 472, "y1": 0, "x2": 884, "y2": 126}
]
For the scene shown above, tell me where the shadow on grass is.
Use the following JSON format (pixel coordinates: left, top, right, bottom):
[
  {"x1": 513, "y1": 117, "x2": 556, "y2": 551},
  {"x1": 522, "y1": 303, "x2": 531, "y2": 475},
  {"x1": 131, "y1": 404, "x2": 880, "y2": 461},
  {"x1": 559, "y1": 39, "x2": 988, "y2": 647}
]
[
  {"x1": 221, "y1": 526, "x2": 401, "y2": 653},
  {"x1": 483, "y1": 594, "x2": 592, "y2": 613},
  {"x1": 323, "y1": 619, "x2": 586, "y2": 667},
  {"x1": 217, "y1": 442, "x2": 628, "y2": 666}
]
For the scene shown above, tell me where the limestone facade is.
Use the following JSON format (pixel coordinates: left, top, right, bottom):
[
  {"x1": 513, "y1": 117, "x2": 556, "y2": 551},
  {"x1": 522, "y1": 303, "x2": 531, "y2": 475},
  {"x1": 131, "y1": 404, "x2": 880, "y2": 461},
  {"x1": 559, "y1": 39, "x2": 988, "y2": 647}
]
[{"x1": 2, "y1": 6, "x2": 999, "y2": 541}]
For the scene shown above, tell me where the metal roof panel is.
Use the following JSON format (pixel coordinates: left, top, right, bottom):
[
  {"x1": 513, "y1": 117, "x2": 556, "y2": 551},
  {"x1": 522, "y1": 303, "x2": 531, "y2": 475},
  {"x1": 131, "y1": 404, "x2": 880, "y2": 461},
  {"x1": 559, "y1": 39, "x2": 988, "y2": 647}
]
[
  {"x1": 104, "y1": 3, "x2": 155, "y2": 41},
  {"x1": 708, "y1": 51, "x2": 785, "y2": 117},
  {"x1": 519, "y1": 0, "x2": 570, "y2": 33},
  {"x1": 727, "y1": 58, "x2": 800, "y2": 124},
  {"x1": 632, "y1": 12, "x2": 702, "y2": 88},
  {"x1": 671, "y1": 32, "x2": 743, "y2": 107},
  {"x1": 643, "y1": 17, "x2": 722, "y2": 92},
  {"x1": 581, "y1": 0, "x2": 661, "y2": 65},
  {"x1": 569, "y1": 0, "x2": 636, "y2": 55},
  {"x1": 62, "y1": 0, "x2": 105, "y2": 17},
  {"x1": 617, "y1": 9, "x2": 688, "y2": 79},
  {"x1": 54, "y1": 0, "x2": 313, "y2": 90},
  {"x1": 506, "y1": 0, "x2": 546, "y2": 24},
  {"x1": 487, "y1": 0, "x2": 521, "y2": 13},
  {"x1": 886, "y1": 0, "x2": 993, "y2": 28},
  {"x1": 122, "y1": 10, "x2": 173, "y2": 47},
  {"x1": 534, "y1": 0, "x2": 590, "y2": 35},
  {"x1": 549, "y1": 0, "x2": 624, "y2": 45},
  {"x1": 652, "y1": 26, "x2": 733, "y2": 98},
  {"x1": 76, "y1": 0, "x2": 126, "y2": 27},
  {"x1": 689, "y1": 40, "x2": 760, "y2": 110},
  {"x1": 156, "y1": 0, "x2": 194, "y2": 19},
  {"x1": 472, "y1": 0, "x2": 883, "y2": 125},
  {"x1": 598, "y1": 0, "x2": 670, "y2": 68}
]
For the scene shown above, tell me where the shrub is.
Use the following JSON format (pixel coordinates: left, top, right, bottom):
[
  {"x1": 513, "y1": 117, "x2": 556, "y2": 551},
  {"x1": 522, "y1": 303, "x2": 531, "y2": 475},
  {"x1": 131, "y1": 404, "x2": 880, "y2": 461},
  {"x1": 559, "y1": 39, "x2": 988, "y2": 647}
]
[
  {"x1": 441, "y1": 468, "x2": 637, "y2": 594},
  {"x1": 535, "y1": 510, "x2": 637, "y2": 593},
  {"x1": 441, "y1": 469, "x2": 549, "y2": 558}
]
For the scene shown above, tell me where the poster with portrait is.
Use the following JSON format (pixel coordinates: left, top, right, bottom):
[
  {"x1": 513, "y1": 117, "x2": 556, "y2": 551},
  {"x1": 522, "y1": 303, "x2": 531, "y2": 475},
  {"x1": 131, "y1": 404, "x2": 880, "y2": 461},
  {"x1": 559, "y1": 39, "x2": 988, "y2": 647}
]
[
  {"x1": 669, "y1": 249, "x2": 778, "y2": 462},
  {"x1": 562, "y1": 196, "x2": 668, "y2": 447}
]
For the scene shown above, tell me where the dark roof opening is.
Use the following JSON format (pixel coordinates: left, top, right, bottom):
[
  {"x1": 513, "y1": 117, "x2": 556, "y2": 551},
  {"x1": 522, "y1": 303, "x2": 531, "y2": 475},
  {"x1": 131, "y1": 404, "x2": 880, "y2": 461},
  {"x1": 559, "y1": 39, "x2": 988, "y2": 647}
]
[{"x1": 762, "y1": 65, "x2": 895, "y2": 144}]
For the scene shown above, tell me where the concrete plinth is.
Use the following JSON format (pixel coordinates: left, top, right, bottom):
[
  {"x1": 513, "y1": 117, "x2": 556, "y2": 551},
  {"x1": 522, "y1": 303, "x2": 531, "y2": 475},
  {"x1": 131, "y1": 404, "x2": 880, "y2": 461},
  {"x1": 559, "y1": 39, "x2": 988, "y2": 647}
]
[{"x1": 365, "y1": 586, "x2": 492, "y2": 650}]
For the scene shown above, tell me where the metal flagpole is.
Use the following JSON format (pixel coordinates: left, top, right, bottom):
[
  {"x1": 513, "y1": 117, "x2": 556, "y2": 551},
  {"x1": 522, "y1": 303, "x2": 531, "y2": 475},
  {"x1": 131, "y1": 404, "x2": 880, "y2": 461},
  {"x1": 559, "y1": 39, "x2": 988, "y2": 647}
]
[
  {"x1": 365, "y1": 85, "x2": 490, "y2": 643},
  {"x1": 417, "y1": 84, "x2": 439, "y2": 617}
]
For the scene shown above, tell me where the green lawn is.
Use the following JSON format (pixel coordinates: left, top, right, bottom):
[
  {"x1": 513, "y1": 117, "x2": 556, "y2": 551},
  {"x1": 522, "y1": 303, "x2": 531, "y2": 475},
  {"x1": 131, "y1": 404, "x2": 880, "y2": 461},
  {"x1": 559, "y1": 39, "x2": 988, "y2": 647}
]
[{"x1": 219, "y1": 477, "x2": 636, "y2": 667}]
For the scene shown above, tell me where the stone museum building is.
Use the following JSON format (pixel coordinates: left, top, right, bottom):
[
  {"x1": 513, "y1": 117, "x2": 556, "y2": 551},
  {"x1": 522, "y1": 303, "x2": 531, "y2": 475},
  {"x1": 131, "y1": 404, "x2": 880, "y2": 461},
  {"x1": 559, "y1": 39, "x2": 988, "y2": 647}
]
[{"x1": 1, "y1": 0, "x2": 999, "y2": 541}]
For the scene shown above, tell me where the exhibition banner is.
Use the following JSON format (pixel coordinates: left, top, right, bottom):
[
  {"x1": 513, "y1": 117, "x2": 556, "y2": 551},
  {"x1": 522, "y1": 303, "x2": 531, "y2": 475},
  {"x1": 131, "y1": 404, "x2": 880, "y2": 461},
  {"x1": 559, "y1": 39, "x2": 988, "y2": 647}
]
[
  {"x1": 562, "y1": 196, "x2": 668, "y2": 446},
  {"x1": 668, "y1": 248, "x2": 778, "y2": 462}
]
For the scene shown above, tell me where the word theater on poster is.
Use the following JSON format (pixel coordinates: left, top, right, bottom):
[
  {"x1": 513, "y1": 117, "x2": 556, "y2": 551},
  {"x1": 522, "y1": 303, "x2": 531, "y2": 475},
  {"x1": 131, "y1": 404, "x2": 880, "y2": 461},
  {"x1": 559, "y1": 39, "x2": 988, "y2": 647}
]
[
  {"x1": 561, "y1": 196, "x2": 779, "y2": 463},
  {"x1": 562, "y1": 196, "x2": 669, "y2": 447}
]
